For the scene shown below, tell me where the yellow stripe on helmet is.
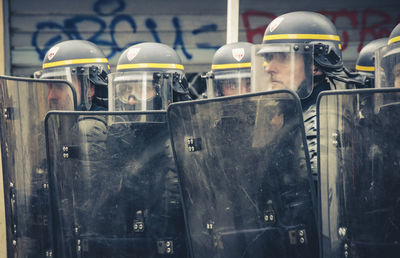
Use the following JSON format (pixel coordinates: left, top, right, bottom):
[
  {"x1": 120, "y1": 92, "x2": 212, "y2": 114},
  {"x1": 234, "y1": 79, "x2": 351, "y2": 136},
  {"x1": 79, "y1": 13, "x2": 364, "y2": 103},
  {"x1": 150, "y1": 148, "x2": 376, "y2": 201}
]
[
  {"x1": 263, "y1": 34, "x2": 341, "y2": 42},
  {"x1": 388, "y1": 35, "x2": 400, "y2": 46},
  {"x1": 43, "y1": 58, "x2": 109, "y2": 69},
  {"x1": 356, "y1": 65, "x2": 374, "y2": 72},
  {"x1": 117, "y1": 63, "x2": 184, "y2": 71},
  {"x1": 211, "y1": 62, "x2": 251, "y2": 70}
]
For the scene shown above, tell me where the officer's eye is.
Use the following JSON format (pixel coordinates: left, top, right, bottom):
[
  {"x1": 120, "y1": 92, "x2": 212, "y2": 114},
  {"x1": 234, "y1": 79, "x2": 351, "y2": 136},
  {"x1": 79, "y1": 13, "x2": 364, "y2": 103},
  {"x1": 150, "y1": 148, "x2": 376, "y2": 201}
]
[
  {"x1": 48, "y1": 84, "x2": 65, "y2": 91},
  {"x1": 264, "y1": 53, "x2": 274, "y2": 62},
  {"x1": 394, "y1": 69, "x2": 400, "y2": 78},
  {"x1": 264, "y1": 53, "x2": 290, "y2": 63},
  {"x1": 276, "y1": 53, "x2": 290, "y2": 62},
  {"x1": 220, "y1": 80, "x2": 236, "y2": 91}
]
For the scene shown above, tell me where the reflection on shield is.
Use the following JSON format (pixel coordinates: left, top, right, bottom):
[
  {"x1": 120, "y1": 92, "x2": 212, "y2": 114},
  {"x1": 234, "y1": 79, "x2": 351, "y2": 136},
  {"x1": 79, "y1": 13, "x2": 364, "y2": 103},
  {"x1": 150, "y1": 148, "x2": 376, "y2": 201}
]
[
  {"x1": 318, "y1": 88, "x2": 400, "y2": 258},
  {"x1": 45, "y1": 111, "x2": 187, "y2": 258},
  {"x1": 168, "y1": 90, "x2": 318, "y2": 258},
  {"x1": 0, "y1": 76, "x2": 76, "y2": 258}
]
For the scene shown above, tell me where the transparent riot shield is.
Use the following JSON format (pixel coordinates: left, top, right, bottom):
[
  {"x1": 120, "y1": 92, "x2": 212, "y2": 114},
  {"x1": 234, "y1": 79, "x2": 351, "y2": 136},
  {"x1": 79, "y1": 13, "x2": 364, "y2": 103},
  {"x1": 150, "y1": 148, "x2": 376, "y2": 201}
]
[
  {"x1": 167, "y1": 90, "x2": 318, "y2": 258},
  {"x1": 45, "y1": 111, "x2": 187, "y2": 258},
  {"x1": 0, "y1": 75, "x2": 76, "y2": 258},
  {"x1": 318, "y1": 88, "x2": 400, "y2": 258}
]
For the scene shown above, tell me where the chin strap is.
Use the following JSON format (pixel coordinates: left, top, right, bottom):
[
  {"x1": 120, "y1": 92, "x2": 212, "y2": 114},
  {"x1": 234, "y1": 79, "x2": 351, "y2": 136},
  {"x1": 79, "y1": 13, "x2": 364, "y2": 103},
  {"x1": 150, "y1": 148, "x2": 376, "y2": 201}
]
[
  {"x1": 172, "y1": 72, "x2": 192, "y2": 101},
  {"x1": 324, "y1": 67, "x2": 367, "y2": 89}
]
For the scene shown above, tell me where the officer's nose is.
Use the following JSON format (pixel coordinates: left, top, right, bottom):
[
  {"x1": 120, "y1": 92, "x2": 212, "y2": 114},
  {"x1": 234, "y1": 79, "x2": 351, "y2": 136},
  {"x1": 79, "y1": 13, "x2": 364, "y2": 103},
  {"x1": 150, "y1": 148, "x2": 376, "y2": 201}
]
[
  {"x1": 265, "y1": 59, "x2": 277, "y2": 74},
  {"x1": 48, "y1": 86, "x2": 57, "y2": 99}
]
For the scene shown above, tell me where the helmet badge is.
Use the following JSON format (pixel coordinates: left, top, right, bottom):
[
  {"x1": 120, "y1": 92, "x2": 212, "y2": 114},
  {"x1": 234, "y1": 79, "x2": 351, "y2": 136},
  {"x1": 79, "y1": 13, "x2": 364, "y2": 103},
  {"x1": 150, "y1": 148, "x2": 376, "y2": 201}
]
[
  {"x1": 269, "y1": 17, "x2": 284, "y2": 33},
  {"x1": 47, "y1": 46, "x2": 59, "y2": 61},
  {"x1": 127, "y1": 48, "x2": 141, "y2": 61},
  {"x1": 232, "y1": 48, "x2": 245, "y2": 62}
]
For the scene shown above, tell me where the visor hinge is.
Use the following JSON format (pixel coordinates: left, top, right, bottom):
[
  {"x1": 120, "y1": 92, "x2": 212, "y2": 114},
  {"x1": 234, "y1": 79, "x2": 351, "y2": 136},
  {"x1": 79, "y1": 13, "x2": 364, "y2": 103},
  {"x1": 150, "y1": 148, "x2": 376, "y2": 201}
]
[
  {"x1": 62, "y1": 145, "x2": 80, "y2": 159},
  {"x1": 288, "y1": 228, "x2": 307, "y2": 245},
  {"x1": 133, "y1": 210, "x2": 145, "y2": 233},
  {"x1": 186, "y1": 137, "x2": 202, "y2": 152},
  {"x1": 157, "y1": 240, "x2": 174, "y2": 254}
]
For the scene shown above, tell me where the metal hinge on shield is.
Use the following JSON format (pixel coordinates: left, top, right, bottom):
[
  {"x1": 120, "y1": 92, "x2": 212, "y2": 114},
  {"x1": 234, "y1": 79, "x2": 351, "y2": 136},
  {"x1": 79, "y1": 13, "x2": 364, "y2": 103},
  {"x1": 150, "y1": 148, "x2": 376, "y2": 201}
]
[
  {"x1": 3, "y1": 107, "x2": 14, "y2": 120},
  {"x1": 62, "y1": 145, "x2": 80, "y2": 159},
  {"x1": 157, "y1": 240, "x2": 174, "y2": 254},
  {"x1": 45, "y1": 250, "x2": 53, "y2": 257},
  {"x1": 332, "y1": 130, "x2": 341, "y2": 147},
  {"x1": 264, "y1": 200, "x2": 276, "y2": 225},
  {"x1": 288, "y1": 228, "x2": 307, "y2": 245},
  {"x1": 9, "y1": 182, "x2": 17, "y2": 236},
  {"x1": 338, "y1": 226, "x2": 350, "y2": 257},
  {"x1": 186, "y1": 137, "x2": 202, "y2": 152},
  {"x1": 133, "y1": 210, "x2": 145, "y2": 233}
]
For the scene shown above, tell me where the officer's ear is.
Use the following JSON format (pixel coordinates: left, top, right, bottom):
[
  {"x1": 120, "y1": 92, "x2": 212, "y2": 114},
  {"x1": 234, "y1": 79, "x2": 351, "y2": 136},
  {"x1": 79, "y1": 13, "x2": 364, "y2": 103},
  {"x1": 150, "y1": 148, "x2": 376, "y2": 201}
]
[
  {"x1": 88, "y1": 82, "x2": 95, "y2": 98},
  {"x1": 313, "y1": 65, "x2": 323, "y2": 76}
]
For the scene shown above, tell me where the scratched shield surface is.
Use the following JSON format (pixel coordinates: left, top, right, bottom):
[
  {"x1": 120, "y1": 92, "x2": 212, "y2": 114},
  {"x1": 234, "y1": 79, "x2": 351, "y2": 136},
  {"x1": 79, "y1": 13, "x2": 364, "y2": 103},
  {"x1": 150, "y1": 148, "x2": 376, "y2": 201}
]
[
  {"x1": 45, "y1": 111, "x2": 188, "y2": 258},
  {"x1": 168, "y1": 90, "x2": 319, "y2": 258}
]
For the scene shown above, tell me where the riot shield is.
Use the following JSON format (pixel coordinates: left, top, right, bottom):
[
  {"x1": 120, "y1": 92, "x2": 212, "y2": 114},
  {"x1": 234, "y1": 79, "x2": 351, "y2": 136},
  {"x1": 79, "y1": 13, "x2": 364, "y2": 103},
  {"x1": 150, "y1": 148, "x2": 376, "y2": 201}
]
[
  {"x1": 167, "y1": 90, "x2": 318, "y2": 258},
  {"x1": 0, "y1": 76, "x2": 76, "y2": 258},
  {"x1": 317, "y1": 88, "x2": 400, "y2": 258},
  {"x1": 45, "y1": 111, "x2": 187, "y2": 258}
]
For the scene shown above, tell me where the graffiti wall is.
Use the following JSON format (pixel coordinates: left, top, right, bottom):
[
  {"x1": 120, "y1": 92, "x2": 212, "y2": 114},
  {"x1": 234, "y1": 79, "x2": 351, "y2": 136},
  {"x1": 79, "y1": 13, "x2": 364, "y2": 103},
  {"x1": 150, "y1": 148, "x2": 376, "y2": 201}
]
[{"x1": 9, "y1": 0, "x2": 400, "y2": 75}]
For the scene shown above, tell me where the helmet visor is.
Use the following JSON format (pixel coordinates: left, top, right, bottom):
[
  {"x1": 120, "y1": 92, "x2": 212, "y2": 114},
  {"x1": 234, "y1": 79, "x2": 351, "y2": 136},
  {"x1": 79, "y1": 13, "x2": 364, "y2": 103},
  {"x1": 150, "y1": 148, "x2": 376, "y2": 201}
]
[
  {"x1": 108, "y1": 71, "x2": 172, "y2": 111},
  {"x1": 253, "y1": 43, "x2": 314, "y2": 99},
  {"x1": 375, "y1": 45, "x2": 400, "y2": 88},
  {"x1": 207, "y1": 70, "x2": 252, "y2": 98},
  {"x1": 40, "y1": 66, "x2": 92, "y2": 110}
]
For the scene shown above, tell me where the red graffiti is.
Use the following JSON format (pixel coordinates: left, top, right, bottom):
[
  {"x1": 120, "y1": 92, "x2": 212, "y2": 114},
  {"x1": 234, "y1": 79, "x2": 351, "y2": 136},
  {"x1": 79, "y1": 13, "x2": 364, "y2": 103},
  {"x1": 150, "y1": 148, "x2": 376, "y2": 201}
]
[
  {"x1": 242, "y1": 11, "x2": 276, "y2": 43},
  {"x1": 242, "y1": 9, "x2": 398, "y2": 53},
  {"x1": 319, "y1": 10, "x2": 358, "y2": 51},
  {"x1": 359, "y1": 9, "x2": 393, "y2": 52}
]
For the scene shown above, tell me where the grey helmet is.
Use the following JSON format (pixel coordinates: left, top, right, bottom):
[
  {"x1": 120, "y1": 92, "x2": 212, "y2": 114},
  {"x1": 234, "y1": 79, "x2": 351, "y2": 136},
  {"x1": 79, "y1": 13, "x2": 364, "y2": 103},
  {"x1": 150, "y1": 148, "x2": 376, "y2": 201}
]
[
  {"x1": 206, "y1": 42, "x2": 253, "y2": 98},
  {"x1": 109, "y1": 42, "x2": 190, "y2": 111},
  {"x1": 41, "y1": 40, "x2": 110, "y2": 110}
]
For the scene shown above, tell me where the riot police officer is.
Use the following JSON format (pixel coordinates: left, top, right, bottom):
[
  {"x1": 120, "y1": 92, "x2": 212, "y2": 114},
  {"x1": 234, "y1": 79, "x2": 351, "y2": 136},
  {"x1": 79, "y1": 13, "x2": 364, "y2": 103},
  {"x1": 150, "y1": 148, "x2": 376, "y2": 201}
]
[
  {"x1": 255, "y1": 11, "x2": 356, "y2": 179},
  {"x1": 40, "y1": 40, "x2": 110, "y2": 110},
  {"x1": 108, "y1": 42, "x2": 190, "y2": 111},
  {"x1": 101, "y1": 42, "x2": 190, "y2": 257},
  {"x1": 205, "y1": 42, "x2": 254, "y2": 97},
  {"x1": 166, "y1": 39, "x2": 320, "y2": 255},
  {"x1": 376, "y1": 23, "x2": 400, "y2": 88},
  {"x1": 355, "y1": 38, "x2": 388, "y2": 88},
  {"x1": 316, "y1": 23, "x2": 400, "y2": 257}
]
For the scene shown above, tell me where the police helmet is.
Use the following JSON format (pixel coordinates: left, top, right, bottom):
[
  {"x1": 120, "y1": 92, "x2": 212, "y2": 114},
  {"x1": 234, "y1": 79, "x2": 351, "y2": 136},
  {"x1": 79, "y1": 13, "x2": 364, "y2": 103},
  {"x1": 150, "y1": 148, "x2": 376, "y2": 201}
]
[
  {"x1": 206, "y1": 42, "x2": 253, "y2": 98},
  {"x1": 109, "y1": 42, "x2": 189, "y2": 111},
  {"x1": 257, "y1": 11, "x2": 343, "y2": 98},
  {"x1": 40, "y1": 40, "x2": 110, "y2": 110},
  {"x1": 261, "y1": 11, "x2": 342, "y2": 70},
  {"x1": 355, "y1": 38, "x2": 388, "y2": 87}
]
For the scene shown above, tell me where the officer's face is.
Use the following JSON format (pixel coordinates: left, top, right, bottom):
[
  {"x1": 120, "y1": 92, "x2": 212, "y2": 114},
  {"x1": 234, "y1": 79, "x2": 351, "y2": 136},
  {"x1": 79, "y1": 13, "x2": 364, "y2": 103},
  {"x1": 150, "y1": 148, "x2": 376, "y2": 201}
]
[
  {"x1": 47, "y1": 77, "x2": 94, "y2": 110},
  {"x1": 219, "y1": 78, "x2": 251, "y2": 96},
  {"x1": 264, "y1": 53, "x2": 305, "y2": 90},
  {"x1": 47, "y1": 82, "x2": 75, "y2": 110},
  {"x1": 118, "y1": 82, "x2": 156, "y2": 103},
  {"x1": 393, "y1": 63, "x2": 400, "y2": 88}
]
